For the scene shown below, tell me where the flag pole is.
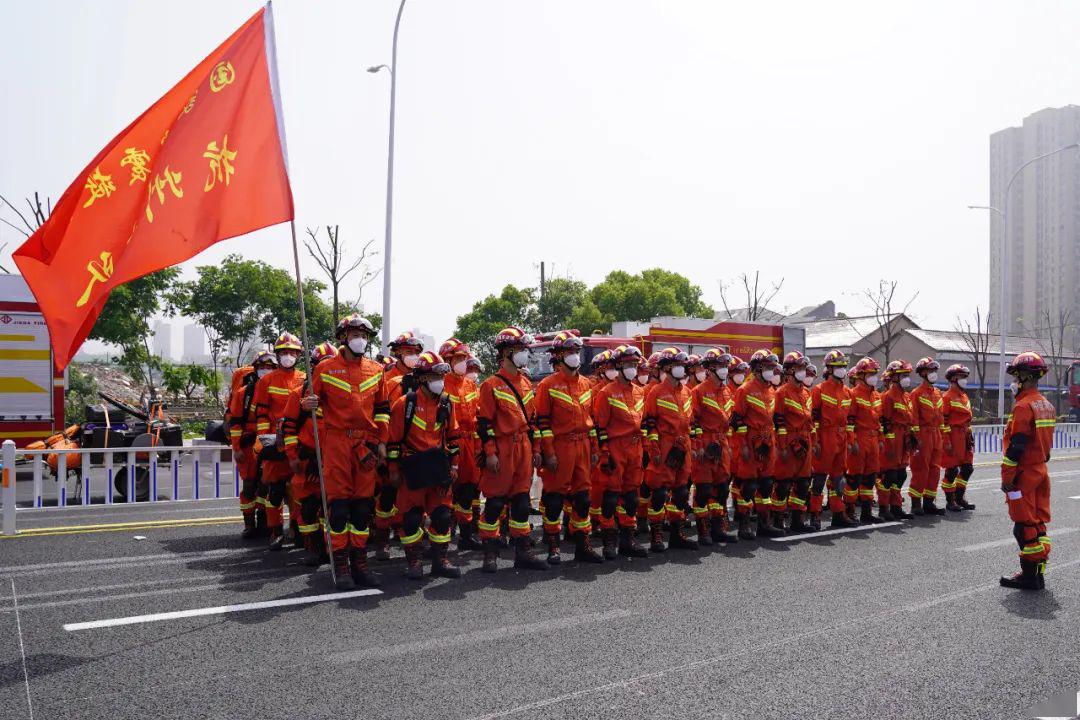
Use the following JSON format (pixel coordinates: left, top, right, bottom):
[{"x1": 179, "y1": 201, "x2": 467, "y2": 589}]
[{"x1": 265, "y1": 1, "x2": 337, "y2": 587}]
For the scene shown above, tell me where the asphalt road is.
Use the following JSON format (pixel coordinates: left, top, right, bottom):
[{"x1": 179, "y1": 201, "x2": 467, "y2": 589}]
[{"x1": 2, "y1": 458, "x2": 1080, "y2": 720}]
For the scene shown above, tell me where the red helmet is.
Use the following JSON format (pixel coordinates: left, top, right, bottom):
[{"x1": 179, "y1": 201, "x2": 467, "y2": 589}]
[
  {"x1": 381, "y1": 355, "x2": 396, "y2": 369},
  {"x1": 592, "y1": 349, "x2": 614, "y2": 368},
  {"x1": 274, "y1": 332, "x2": 303, "y2": 352},
  {"x1": 335, "y1": 313, "x2": 376, "y2": 341},
  {"x1": 805, "y1": 363, "x2": 818, "y2": 379},
  {"x1": 914, "y1": 357, "x2": 939, "y2": 375},
  {"x1": 1006, "y1": 351, "x2": 1048, "y2": 378},
  {"x1": 549, "y1": 330, "x2": 584, "y2": 353},
  {"x1": 412, "y1": 351, "x2": 450, "y2": 375},
  {"x1": 389, "y1": 331, "x2": 423, "y2": 354},
  {"x1": 310, "y1": 342, "x2": 338, "y2": 365},
  {"x1": 615, "y1": 345, "x2": 645, "y2": 365},
  {"x1": 465, "y1": 356, "x2": 483, "y2": 372},
  {"x1": 439, "y1": 337, "x2": 471, "y2": 359},
  {"x1": 657, "y1": 346, "x2": 689, "y2": 366},
  {"x1": 729, "y1": 355, "x2": 750, "y2": 375},
  {"x1": 493, "y1": 326, "x2": 531, "y2": 350},
  {"x1": 686, "y1": 353, "x2": 703, "y2": 369},
  {"x1": 252, "y1": 350, "x2": 278, "y2": 368},
  {"x1": 749, "y1": 349, "x2": 779, "y2": 370},
  {"x1": 945, "y1": 363, "x2": 970, "y2": 381},
  {"x1": 852, "y1": 357, "x2": 880, "y2": 377},
  {"x1": 823, "y1": 349, "x2": 848, "y2": 367},
  {"x1": 702, "y1": 347, "x2": 732, "y2": 368},
  {"x1": 782, "y1": 350, "x2": 808, "y2": 371},
  {"x1": 646, "y1": 352, "x2": 662, "y2": 371}
]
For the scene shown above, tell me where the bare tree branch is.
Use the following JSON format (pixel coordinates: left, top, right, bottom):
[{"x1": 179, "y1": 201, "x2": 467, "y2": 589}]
[
  {"x1": 955, "y1": 307, "x2": 993, "y2": 414},
  {"x1": 0, "y1": 217, "x2": 29, "y2": 237},
  {"x1": 717, "y1": 271, "x2": 784, "y2": 321},
  {"x1": 0, "y1": 193, "x2": 36, "y2": 234}
]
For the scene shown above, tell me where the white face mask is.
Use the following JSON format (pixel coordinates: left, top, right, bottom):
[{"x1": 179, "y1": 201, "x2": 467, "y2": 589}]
[
  {"x1": 622, "y1": 366, "x2": 637, "y2": 380},
  {"x1": 452, "y1": 360, "x2": 468, "y2": 375},
  {"x1": 794, "y1": 369, "x2": 807, "y2": 382},
  {"x1": 926, "y1": 372, "x2": 938, "y2": 383},
  {"x1": 402, "y1": 353, "x2": 419, "y2": 369},
  {"x1": 899, "y1": 376, "x2": 911, "y2": 389},
  {"x1": 604, "y1": 368, "x2": 619, "y2": 381},
  {"x1": 694, "y1": 370, "x2": 707, "y2": 383},
  {"x1": 832, "y1": 367, "x2": 847, "y2": 380},
  {"x1": 669, "y1": 365, "x2": 686, "y2": 380},
  {"x1": 864, "y1": 374, "x2": 877, "y2": 387},
  {"x1": 347, "y1": 337, "x2": 368, "y2": 355},
  {"x1": 956, "y1": 377, "x2": 968, "y2": 389},
  {"x1": 466, "y1": 372, "x2": 479, "y2": 383},
  {"x1": 716, "y1": 367, "x2": 729, "y2": 380},
  {"x1": 256, "y1": 367, "x2": 273, "y2": 379},
  {"x1": 732, "y1": 373, "x2": 745, "y2": 385},
  {"x1": 427, "y1": 379, "x2": 445, "y2": 395},
  {"x1": 1009, "y1": 381, "x2": 1020, "y2": 395},
  {"x1": 563, "y1": 353, "x2": 581, "y2": 369},
  {"x1": 278, "y1": 353, "x2": 297, "y2": 369},
  {"x1": 801, "y1": 376, "x2": 814, "y2": 388},
  {"x1": 637, "y1": 373, "x2": 650, "y2": 385},
  {"x1": 761, "y1": 369, "x2": 777, "y2": 384},
  {"x1": 512, "y1": 350, "x2": 530, "y2": 368},
  {"x1": 769, "y1": 373, "x2": 781, "y2": 386}
]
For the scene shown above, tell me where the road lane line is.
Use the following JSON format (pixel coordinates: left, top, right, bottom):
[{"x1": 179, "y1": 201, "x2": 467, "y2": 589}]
[
  {"x1": 1069, "y1": 496, "x2": 1080, "y2": 500},
  {"x1": 902, "y1": 557, "x2": 1080, "y2": 612},
  {"x1": 63, "y1": 589, "x2": 383, "y2": 631},
  {"x1": 956, "y1": 527, "x2": 1078, "y2": 552},
  {"x1": 331, "y1": 609, "x2": 632, "y2": 664},
  {"x1": 10, "y1": 579, "x2": 34, "y2": 720},
  {"x1": 1, "y1": 516, "x2": 239, "y2": 538},
  {"x1": 770, "y1": 521, "x2": 903, "y2": 541},
  {"x1": 0, "y1": 548, "x2": 253, "y2": 576}
]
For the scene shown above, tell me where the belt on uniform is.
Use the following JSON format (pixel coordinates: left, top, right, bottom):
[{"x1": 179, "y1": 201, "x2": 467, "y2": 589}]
[
  {"x1": 325, "y1": 427, "x2": 372, "y2": 440},
  {"x1": 554, "y1": 431, "x2": 591, "y2": 441}
]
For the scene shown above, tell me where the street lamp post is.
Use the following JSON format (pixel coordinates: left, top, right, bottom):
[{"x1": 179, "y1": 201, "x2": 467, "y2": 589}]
[
  {"x1": 969, "y1": 142, "x2": 1079, "y2": 418},
  {"x1": 368, "y1": 0, "x2": 407, "y2": 356}
]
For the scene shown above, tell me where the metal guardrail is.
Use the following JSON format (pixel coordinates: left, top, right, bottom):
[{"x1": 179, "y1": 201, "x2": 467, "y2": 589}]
[
  {"x1": 970, "y1": 422, "x2": 1080, "y2": 455},
  {"x1": 1, "y1": 439, "x2": 236, "y2": 535}
]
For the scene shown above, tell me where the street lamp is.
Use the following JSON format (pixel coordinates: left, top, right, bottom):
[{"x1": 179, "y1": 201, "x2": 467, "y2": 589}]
[
  {"x1": 369, "y1": 0, "x2": 407, "y2": 356},
  {"x1": 969, "y1": 141, "x2": 1079, "y2": 418}
]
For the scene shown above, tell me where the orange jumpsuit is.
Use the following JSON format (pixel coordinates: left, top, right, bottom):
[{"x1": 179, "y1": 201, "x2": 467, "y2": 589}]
[
  {"x1": 1002, "y1": 388, "x2": 1055, "y2": 564},
  {"x1": 535, "y1": 370, "x2": 597, "y2": 539},
  {"x1": 811, "y1": 377, "x2": 850, "y2": 514},
  {"x1": 586, "y1": 373, "x2": 612, "y2": 530},
  {"x1": 387, "y1": 389, "x2": 460, "y2": 548},
  {"x1": 476, "y1": 369, "x2": 538, "y2": 540},
  {"x1": 941, "y1": 386, "x2": 974, "y2": 498},
  {"x1": 773, "y1": 380, "x2": 813, "y2": 514},
  {"x1": 643, "y1": 379, "x2": 693, "y2": 525},
  {"x1": 909, "y1": 383, "x2": 943, "y2": 503},
  {"x1": 847, "y1": 383, "x2": 882, "y2": 507},
  {"x1": 732, "y1": 376, "x2": 776, "y2": 520},
  {"x1": 253, "y1": 366, "x2": 306, "y2": 530},
  {"x1": 593, "y1": 379, "x2": 645, "y2": 530},
  {"x1": 227, "y1": 369, "x2": 259, "y2": 518},
  {"x1": 309, "y1": 352, "x2": 388, "y2": 554},
  {"x1": 445, "y1": 372, "x2": 480, "y2": 527},
  {"x1": 691, "y1": 376, "x2": 733, "y2": 522},
  {"x1": 281, "y1": 390, "x2": 324, "y2": 540},
  {"x1": 878, "y1": 384, "x2": 914, "y2": 509}
]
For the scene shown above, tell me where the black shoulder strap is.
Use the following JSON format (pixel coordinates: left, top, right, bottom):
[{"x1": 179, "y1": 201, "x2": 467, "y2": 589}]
[
  {"x1": 402, "y1": 389, "x2": 418, "y2": 447},
  {"x1": 495, "y1": 373, "x2": 532, "y2": 427},
  {"x1": 239, "y1": 373, "x2": 258, "y2": 424}
]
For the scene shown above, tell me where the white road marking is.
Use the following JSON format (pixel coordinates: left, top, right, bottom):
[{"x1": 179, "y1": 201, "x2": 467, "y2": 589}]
[
  {"x1": 770, "y1": 521, "x2": 902, "y2": 541},
  {"x1": 10, "y1": 579, "x2": 34, "y2": 720},
  {"x1": 1069, "y1": 496, "x2": 1080, "y2": 500},
  {"x1": 0, "y1": 548, "x2": 254, "y2": 577},
  {"x1": 331, "y1": 608, "x2": 632, "y2": 663},
  {"x1": 957, "y1": 527, "x2": 1078, "y2": 552},
  {"x1": 63, "y1": 589, "x2": 383, "y2": 631}
]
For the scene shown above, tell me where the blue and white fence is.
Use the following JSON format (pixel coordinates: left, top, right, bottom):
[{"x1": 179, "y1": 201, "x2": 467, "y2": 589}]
[{"x1": 970, "y1": 422, "x2": 1080, "y2": 455}]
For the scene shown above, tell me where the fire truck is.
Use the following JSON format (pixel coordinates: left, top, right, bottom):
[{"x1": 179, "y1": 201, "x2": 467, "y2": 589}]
[{"x1": 0, "y1": 274, "x2": 65, "y2": 447}]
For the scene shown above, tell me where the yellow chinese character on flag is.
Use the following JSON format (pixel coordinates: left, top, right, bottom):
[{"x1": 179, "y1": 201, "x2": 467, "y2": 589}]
[
  {"x1": 75, "y1": 251, "x2": 114, "y2": 308},
  {"x1": 119, "y1": 148, "x2": 151, "y2": 185},
  {"x1": 145, "y1": 167, "x2": 184, "y2": 223},
  {"x1": 82, "y1": 167, "x2": 116, "y2": 208},
  {"x1": 203, "y1": 135, "x2": 237, "y2": 191},
  {"x1": 209, "y1": 61, "x2": 235, "y2": 92}
]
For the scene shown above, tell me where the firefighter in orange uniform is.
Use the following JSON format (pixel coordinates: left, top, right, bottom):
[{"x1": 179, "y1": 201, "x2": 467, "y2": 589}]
[
  {"x1": 690, "y1": 348, "x2": 738, "y2": 544},
  {"x1": 730, "y1": 350, "x2": 781, "y2": 538},
  {"x1": 773, "y1": 351, "x2": 814, "y2": 533},
  {"x1": 724, "y1": 356, "x2": 749, "y2": 522},
  {"x1": 811, "y1": 350, "x2": 853, "y2": 530},
  {"x1": 386, "y1": 352, "x2": 462, "y2": 579},
  {"x1": 877, "y1": 360, "x2": 916, "y2": 520},
  {"x1": 999, "y1": 352, "x2": 1056, "y2": 590},
  {"x1": 941, "y1": 363, "x2": 976, "y2": 512},
  {"x1": 302, "y1": 314, "x2": 386, "y2": 589},
  {"x1": 253, "y1": 333, "x2": 307, "y2": 549},
  {"x1": 229, "y1": 351, "x2": 277, "y2": 539},
  {"x1": 846, "y1": 357, "x2": 887, "y2": 524},
  {"x1": 586, "y1": 349, "x2": 617, "y2": 534},
  {"x1": 593, "y1": 345, "x2": 650, "y2": 557},
  {"x1": 439, "y1": 339, "x2": 483, "y2": 550},
  {"x1": 384, "y1": 331, "x2": 424, "y2": 385},
  {"x1": 476, "y1": 326, "x2": 547, "y2": 572},
  {"x1": 686, "y1": 353, "x2": 705, "y2": 390},
  {"x1": 534, "y1": 332, "x2": 604, "y2": 564},
  {"x1": 909, "y1": 357, "x2": 946, "y2": 515}
]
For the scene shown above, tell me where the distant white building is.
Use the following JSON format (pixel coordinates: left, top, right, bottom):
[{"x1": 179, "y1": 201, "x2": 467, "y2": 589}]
[
  {"x1": 152, "y1": 320, "x2": 173, "y2": 360},
  {"x1": 182, "y1": 324, "x2": 208, "y2": 364},
  {"x1": 410, "y1": 328, "x2": 436, "y2": 354}
]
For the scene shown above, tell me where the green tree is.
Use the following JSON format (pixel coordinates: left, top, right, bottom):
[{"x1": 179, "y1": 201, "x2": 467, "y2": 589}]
[
  {"x1": 65, "y1": 364, "x2": 99, "y2": 422},
  {"x1": 589, "y1": 269, "x2": 712, "y2": 325},
  {"x1": 537, "y1": 277, "x2": 589, "y2": 331},
  {"x1": 454, "y1": 284, "x2": 537, "y2": 365}
]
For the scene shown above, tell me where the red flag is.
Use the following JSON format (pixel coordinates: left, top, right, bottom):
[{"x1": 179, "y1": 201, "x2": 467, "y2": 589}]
[{"x1": 14, "y1": 4, "x2": 293, "y2": 370}]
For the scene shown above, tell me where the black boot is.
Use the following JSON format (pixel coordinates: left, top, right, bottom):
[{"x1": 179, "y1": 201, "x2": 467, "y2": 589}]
[
  {"x1": 371, "y1": 526, "x2": 391, "y2": 561},
  {"x1": 544, "y1": 532, "x2": 562, "y2": 565},
  {"x1": 430, "y1": 543, "x2": 461, "y2": 579},
  {"x1": 861, "y1": 501, "x2": 885, "y2": 525},
  {"x1": 668, "y1": 521, "x2": 699, "y2": 550},
  {"x1": 789, "y1": 510, "x2": 807, "y2": 533},
  {"x1": 254, "y1": 506, "x2": 268, "y2": 537},
  {"x1": 956, "y1": 488, "x2": 976, "y2": 510},
  {"x1": 618, "y1": 526, "x2": 649, "y2": 557},
  {"x1": 601, "y1": 528, "x2": 619, "y2": 560},
  {"x1": 830, "y1": 510, "x2": 854, "y2": 529},
  {"x1": 349, "y1": 545, "x2": 381, "y2": 587},
  {"x1": 923, "y1": 497, "x2": 946, "y2": 515},
  {"x1": 909, "y1": 497, "x2": 924, "y2": 516},
  {"x1": 290, "y1": 518, "x2": 303, "y2": 548},
  {"x1": 457, "y1": 521, "x2": 484, "y2": 551},
  {"x1": 891, "y1": 503, "x2": 914, "y2": 520},
  {"x1": 481, "y1": 538, "x2": 499, "y2": 573},
  {"x1": 268, "y1": 525, "x2": 286, "y2": 551},
  {"x1": 945, "y1": 493, "x2": 962, "y2": 513},
  {"x1": 1000, "y1": 560, "x2": 1044, "y2": 591},
  {"x1": 649, "y1": 523, "x2": 667, "y2": 553},
  {"x1": 695, "y1": 517, "x2": 714, "y2": 547},
  {"x1": 574, "y1": 532, "x2": 604, "y2": 563},
  {"x1": 333, "y1": 548, "x2": 354, "y2": 590},
  {"x1": 737, "y1": 514, "x2": 755, "y2": 540},
  {"x1": 757, "y1": 513, "x2": 786, "y2": 538},
  {"x1": 302, "y1": 533, "x2": 324, "y2": 567},
  {"x1": 711, "y1": 514, "x2": 738, "y2": 543},
  {"x1": 808, "y1": 512, "x2": 822, "y2": 532},
  {"x1": 513, "y1": 535, "x2": 549, "y2": 570},
  {"x1": 636, "y1": 516, "x2": 649, "y2": 535},
  {"x1": 241, "y1": 513, "x2": 258, "y2": 540},
  {"x1": 403, "y1": 542, "x2": 424, "y2": 580}
]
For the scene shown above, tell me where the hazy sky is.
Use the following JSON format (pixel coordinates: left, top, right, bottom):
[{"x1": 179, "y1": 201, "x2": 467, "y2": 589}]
[{"x1": 3, "y1": 0, "x2": 1079, "y2": 354}]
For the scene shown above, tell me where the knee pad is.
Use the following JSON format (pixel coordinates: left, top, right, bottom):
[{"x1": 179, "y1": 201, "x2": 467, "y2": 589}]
[
  {"x1": 861, "y1": 475, "x2": 876, "y2": 489},
  {"x1": 349, "y1": 498, "x2": 373, "y2": 531},
  {"x1": 541, "y1": 491, "x2": 565, "y2": 521},
  {"x1": 960, "y1": 463, "x2": 974, "y2": 480},
  {"x1": 811, "y1": 474, "x2": 827, "y2": 495},
  {"x1": 694, "y1": 483, "x2": 713, "y2": 506},
  {"x1": 651, "y1": 487, "x2": 669, "y2": 510},
  {"x1": 671, "y1": 484, "x2": 690, "y2": 509},
  {"x1": 401, "y1": 507, "x2": 424, "y2": 536},
  {"x1": 378, "y1": 484, "x2": 397, "y2": 508},
  {"x1": 794, "y1": 477, "x2": 810, "y2": 497},
  {"x1": 300, "y1": 495, "x2": 321, "y2": 524},
  {"x1": 483, "y1": 496, "x2": 506, "y2": 523},
  {"x1": 944, "y1": 466, "x2": 959, "y2": 481},
  {"x1": 639, "y1": 482, "x2": 651, "y2": 498},
  {"x1": 622, "y1": 490, "x2": 639, "y2": 511},
  {"x1": 756, "y1": 477, "x2": 773, "y2": 499},
  {"x1": 328, "y1": 499, "x2": 350, "y2": 533},
  {"x1": 715, "y1": 483, "x2": 730, "y2": 505},
  {"x1": 774, "y1": 479, "x2": 792, "y2": 499},
  {"x1": 740, "y1": 477, "x2": 759, "y2": 498},
  {"x1": 1012, "y1": 522, "x2": 1026, "y2": 549},
  {"x1": 241, "y1": 478, "x2": 257, "y2": 498},
  {"x1": 510, "y1": 492, "x2": 532, "y2": 521},
  {"x1": 572, "y1": 490, "x2": 590, "y2": 517},
  {"x1": 429, "y1": 505, "x2": 452, "y2": 534},
  {"x1": 266, "y1": 481, "x2": 286, "y2": 506},
  {"x1": 601, "y1": 491, "x2": 619, "y2": 518}
]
